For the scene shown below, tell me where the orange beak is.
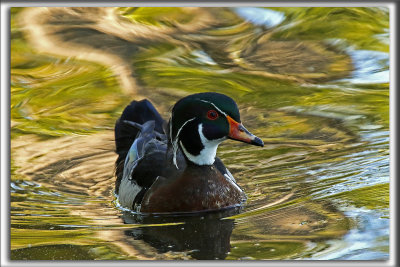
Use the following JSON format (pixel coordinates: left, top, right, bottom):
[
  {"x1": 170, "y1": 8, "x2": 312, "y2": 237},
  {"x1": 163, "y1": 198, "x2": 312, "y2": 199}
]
[{"x1": 226, "y1": 116, "x2": 264, "y2": 147}]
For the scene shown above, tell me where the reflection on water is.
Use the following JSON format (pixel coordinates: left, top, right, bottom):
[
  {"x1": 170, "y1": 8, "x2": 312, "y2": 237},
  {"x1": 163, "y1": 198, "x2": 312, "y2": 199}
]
[
  {"x1": 10, "y1": 6, "x2": 389, "y2": 260},
  {"x1": 122, "y1": 209, "x2": 239, "y2": 260},
  {"x1": 235, "y1": 7, "x2": 285, "y2": 28},
  {"x1": 344, "y1": 49, "x2": 389, "y2": 84}
]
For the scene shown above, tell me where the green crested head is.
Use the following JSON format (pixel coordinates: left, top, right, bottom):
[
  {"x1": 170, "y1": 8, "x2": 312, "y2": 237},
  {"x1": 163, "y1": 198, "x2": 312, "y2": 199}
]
[
  {"x1": 167, "y1": 92, "x2": 263, "y2": 167},
  {"x1": 170, "y1": 92, "x2": 240, "y2": 140}
]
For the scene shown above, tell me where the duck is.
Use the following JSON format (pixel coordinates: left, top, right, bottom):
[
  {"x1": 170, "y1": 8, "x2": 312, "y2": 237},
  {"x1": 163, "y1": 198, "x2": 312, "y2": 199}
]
[{"x1": 114, "y1": 92, "x2": 264, "y2": 214}]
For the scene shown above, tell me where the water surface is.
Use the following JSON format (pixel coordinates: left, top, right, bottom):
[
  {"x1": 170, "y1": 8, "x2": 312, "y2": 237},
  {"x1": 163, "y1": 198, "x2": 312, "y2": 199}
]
[{"x1": 10, "y1": 7, "x2": 390, "y2": 260}]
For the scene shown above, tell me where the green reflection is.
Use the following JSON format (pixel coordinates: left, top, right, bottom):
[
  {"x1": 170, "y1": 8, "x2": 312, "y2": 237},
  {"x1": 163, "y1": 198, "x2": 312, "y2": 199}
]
[
  {"x1": 10, "y1": 6, "x2": 389, "y2": 261},
  {"x1": 119, "y1": 7, "x2": 195, "y2": 26},
  {"x1": 328, "y1": 183, "x2": 389, "y2": 212},
  {"x1": 227, "y1": 241, "x2": 305, "y2": 260},
  {"x1": 11, "y1": 8, "x2": 129, "y2": 138},
  {"x1": 268, "y1": 7, "x2": 389, "y2": 52}
]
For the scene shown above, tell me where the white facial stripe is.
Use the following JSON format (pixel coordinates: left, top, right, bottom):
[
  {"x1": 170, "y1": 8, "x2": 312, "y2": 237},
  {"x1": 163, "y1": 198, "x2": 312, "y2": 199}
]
[
  {"x1": 172, "y1": 117, "x2": 196, "y2": 169},
  {"x1": 199, "y1": 99, "x2": 228, "y2": 117},
  {"x1": 169, "y1": 115, "x2": 173, "y2": 144},
  {"x1": 180, "y1": 123, "x2": 226, "y2": 166}
]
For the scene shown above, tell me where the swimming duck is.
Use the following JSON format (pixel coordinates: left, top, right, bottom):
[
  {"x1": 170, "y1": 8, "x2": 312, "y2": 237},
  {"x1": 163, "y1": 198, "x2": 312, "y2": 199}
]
[{"x1": 114, "y1": 92, "x2": 264, "y2": 214}]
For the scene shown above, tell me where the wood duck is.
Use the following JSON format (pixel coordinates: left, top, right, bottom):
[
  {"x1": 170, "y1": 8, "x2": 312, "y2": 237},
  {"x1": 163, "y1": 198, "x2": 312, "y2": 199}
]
[{"x1": 114, "y1": 92, "x2": 264, "y2": 214}]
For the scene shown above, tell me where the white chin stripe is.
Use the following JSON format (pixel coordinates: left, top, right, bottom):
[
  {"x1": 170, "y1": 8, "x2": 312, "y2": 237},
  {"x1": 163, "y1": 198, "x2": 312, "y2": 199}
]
[{"x1": 180, "y1": 123, "x2": 226, "y2": 166}]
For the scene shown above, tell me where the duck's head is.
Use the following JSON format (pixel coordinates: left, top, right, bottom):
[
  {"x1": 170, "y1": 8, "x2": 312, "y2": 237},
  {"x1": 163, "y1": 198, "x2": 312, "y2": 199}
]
[{"x1": 168, "y1": 92, "x2": 264, "y2": 167}]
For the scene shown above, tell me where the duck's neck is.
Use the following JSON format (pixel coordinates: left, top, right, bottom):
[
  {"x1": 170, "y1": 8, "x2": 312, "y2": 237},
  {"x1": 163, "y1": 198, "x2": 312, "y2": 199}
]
[{"x1": 179, "y1": 123, "x2": 225, "y2": 166}]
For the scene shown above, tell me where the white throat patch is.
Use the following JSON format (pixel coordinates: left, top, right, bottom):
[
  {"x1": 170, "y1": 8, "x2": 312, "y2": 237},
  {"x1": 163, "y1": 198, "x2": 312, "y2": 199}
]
[{"x1": 180, "y1": 123, "x2": 226, "y2": 166}]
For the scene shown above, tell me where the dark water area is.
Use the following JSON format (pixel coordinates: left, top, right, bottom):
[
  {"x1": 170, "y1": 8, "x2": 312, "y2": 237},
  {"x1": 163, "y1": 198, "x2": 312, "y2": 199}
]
[{"x1": 10, "y1": 7, "x2": 389, "y2": 260}]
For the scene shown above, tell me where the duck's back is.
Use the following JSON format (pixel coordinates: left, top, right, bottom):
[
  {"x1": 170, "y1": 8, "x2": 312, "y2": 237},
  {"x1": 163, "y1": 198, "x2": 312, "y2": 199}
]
[
  {"x1": 117, "y1": 135, "x2": 186, "y2": 210},
  {"x1": 114, "y1": 99, "x2": 165, "y2": 193},
  {"x1": 115, "y1": 99, "x2": 187, "y2": 210}
]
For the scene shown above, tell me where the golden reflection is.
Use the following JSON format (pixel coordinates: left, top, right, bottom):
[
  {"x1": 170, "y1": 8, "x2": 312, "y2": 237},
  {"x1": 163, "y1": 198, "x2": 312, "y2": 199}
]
[{"x1": 10, "y1": 6, "x2": 389, "y2": 260}]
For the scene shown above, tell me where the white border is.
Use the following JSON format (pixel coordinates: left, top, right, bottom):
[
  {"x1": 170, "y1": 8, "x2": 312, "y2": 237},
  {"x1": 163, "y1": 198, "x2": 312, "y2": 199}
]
[
  {"x1": 1, "y1": 2, "x2": 396, "y2": 267},
  {"x1": 388, "y1": 2, "x2": 396, "y2": 267},
  {"x1": 1, "y1": 2, "x2": 10, "y2": 267},
  {"x1": 0, "y1": 1, "x2": 398, "y2": 7}
]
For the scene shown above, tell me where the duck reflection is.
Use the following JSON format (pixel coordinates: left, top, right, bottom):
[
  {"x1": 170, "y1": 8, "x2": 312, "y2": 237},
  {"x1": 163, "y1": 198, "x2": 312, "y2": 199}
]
[{"x1": 121, "y1": 207, "x2": 241, "y2": 260}]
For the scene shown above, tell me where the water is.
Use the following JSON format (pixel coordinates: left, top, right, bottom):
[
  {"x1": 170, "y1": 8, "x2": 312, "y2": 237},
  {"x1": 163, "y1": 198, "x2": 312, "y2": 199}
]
[{"x1": 10, "y1": 7, "x2": 390, "y2": 260}]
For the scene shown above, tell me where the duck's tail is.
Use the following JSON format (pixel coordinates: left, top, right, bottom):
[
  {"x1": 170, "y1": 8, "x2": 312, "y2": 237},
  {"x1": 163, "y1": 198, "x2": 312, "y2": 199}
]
[{"x1": 114, "y1": 99, "x2": 165, "y2": 190}]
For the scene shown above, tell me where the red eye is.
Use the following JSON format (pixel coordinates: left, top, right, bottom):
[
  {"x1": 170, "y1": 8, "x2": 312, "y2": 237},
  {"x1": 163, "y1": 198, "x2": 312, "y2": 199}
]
[{"x1": 207, "y1": 110, "x2": 219, "y2": 120}]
